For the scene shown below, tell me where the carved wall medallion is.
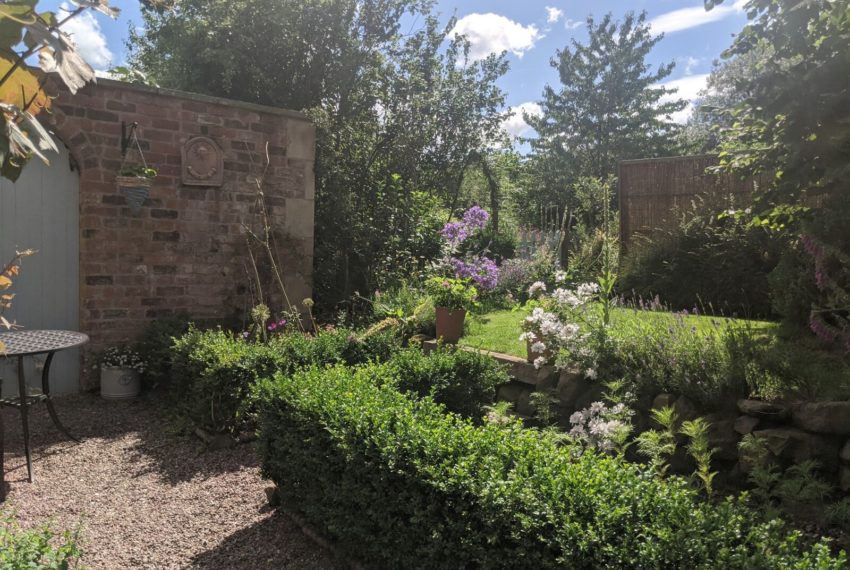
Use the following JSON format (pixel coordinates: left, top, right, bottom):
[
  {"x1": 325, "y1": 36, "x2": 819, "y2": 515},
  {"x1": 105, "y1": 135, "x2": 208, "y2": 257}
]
[{"x1": 181, "y1": 136, "x2": 224, "y2": 186}]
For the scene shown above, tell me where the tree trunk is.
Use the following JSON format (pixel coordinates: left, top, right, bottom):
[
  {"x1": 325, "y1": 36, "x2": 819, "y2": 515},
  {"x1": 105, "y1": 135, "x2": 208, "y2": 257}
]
[{"x1": 558, "y1": 207, "x2": 572, "y2": 270}]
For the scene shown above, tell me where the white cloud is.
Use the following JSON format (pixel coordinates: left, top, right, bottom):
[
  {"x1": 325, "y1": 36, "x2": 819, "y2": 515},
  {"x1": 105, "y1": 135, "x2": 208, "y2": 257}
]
[
  {"x1": 656, "y1": 73, "x2": 710, "y2": 123},
  {"x1": 545, "y1": 6, "x2": 564, "y2": 24},
  {"x1": 649, "y1": 1, "x2": 746, "y2": 35},
  {"x1": 451, "y1": 13, "x2": 541, "y2": 61},
  {"x1": 564, "y1": 19, "x2": 584, "y2": 30},
  {"x1": 59, "y1": 3, "x2": 113, "y2": 70},
  {"x1": 677, "y1": 56, "x2": 702, "y2": 75},
  {"x1": 502, "y1": 102, "x2": 543, "y2": 137}
]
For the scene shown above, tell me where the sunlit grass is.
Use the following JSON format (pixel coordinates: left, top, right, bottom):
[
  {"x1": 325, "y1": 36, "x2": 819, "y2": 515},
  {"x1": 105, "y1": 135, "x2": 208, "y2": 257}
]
[{"x1": 463, "y1": 305, "x2": 776, "y2": 359}]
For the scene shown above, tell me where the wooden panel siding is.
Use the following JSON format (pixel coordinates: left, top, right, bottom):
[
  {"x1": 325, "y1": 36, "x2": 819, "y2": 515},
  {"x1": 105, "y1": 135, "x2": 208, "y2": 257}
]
[{"x1": 0, "y1": 144, "x2": 80, "y2": 394}]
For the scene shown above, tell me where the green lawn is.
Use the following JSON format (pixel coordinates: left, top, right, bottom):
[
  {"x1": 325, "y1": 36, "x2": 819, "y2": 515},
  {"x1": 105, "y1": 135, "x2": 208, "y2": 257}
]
[
  {"x1": 463, "y1": 306, "x2": 776, "y2": 359},
  {"x1": 463, "y1": 306, "x2": 850, "y2": 401}
]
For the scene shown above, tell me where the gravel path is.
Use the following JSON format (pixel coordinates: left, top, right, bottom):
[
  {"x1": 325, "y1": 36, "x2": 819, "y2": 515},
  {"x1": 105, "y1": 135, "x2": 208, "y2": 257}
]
[{"x1": 0, "y1": 393, "x2": 342, "y2": 570}]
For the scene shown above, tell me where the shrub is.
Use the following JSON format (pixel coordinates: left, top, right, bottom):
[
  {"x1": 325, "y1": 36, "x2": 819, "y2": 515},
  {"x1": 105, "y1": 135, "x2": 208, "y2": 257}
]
[
  {"x1": 374, "y1": 285, "x2": 436, "y2": 337},
  {"x1": 0, "y1": 513, "x2": 82, "y2": 569},
  {"x1": 382, "y1": 346, "x2": 506, "y2": 420},
  {"x1": 270, "y1": 326, "x2": 401, "y2": 371},
  {"x1": 603, "y1": 312, "x2": 737, "y2": 406},
  {"x1": 171, "y1": 328, "x2": 284, "y2": 433},
  {"x1": 135, "y1": 312, "x2": 192, "y2": 390},
  {"x1": 494, "y1": 246, "x2": 557, "y2": 302},
  {"x1": 725, "y1": 323, "x2": 850, "y2": 401},
  {"x1": 768, "y1": 242, "x2": 819, "y2": 330},
  {"x1": 619, "y1": 204, "x2": 787, "y2": 318},
  {"x1": 255, "y1": 363, "x2": 845, "y2": 569},
  {"x1": 459, "y1": 222, "x2": 517, "y2": 263},
  {"x1": 169, "y1": 326, "x2": 401, "y2": 432}
]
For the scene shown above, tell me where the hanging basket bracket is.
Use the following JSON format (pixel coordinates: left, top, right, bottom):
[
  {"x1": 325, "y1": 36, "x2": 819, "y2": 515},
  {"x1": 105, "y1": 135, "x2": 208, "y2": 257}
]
[{"x1": 121, "y1": 121, "x2": 139, "y2": 157}]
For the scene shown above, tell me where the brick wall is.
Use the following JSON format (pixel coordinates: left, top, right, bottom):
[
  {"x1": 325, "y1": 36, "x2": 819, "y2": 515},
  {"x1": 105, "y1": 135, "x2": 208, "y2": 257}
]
[{"x1": 48, "y1": 79, "x2": 315, "y2": 389}]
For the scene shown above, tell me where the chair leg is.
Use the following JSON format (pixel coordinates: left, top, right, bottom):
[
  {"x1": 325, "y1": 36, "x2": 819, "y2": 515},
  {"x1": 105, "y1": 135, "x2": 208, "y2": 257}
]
[{"x1": 17, "y1": 356, "x2": 32, "y2": 483}]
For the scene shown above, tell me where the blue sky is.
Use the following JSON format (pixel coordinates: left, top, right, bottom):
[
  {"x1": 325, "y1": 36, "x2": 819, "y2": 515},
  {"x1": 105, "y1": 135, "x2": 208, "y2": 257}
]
[{"x1": 44, "y1": 1, "x2": 750, "y2": 139}]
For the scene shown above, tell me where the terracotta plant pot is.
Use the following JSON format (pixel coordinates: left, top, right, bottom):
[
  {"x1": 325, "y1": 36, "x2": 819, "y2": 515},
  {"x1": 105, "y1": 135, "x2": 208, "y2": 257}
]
[
  {"x1": 526, "y1": 335, "x2": 553, "y2": 364},
  {"x1": 435, "y1": 307, "x2": 466, "y2": 344},
  {"x1": 100, "y1": 366, "x2": 141, "y2": 400}
]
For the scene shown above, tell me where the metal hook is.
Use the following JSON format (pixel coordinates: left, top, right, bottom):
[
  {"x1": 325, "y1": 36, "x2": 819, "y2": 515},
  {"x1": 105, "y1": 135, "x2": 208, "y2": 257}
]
[{"x1": 121, "y1": 121, "x2": 139, "y2": 157}]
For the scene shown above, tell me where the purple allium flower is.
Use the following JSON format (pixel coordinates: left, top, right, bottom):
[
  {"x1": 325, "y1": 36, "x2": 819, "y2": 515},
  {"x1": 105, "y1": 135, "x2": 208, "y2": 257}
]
[
  {"x1": 450, "y1": 255, "x2": 499, "y2": 290},
  {"x1": 440, "y1": 222, "x2": 470, "y2": 246},
  {"x1": 462, "y1": 205, "x2": 489, "y2": 231},
  {"x1": 268, "y1": 323, "x2": 277, "y2": 331}
]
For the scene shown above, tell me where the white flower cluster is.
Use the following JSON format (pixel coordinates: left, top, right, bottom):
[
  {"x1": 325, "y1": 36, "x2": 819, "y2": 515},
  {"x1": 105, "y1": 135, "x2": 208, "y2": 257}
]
[
  {"x1": 554, "y1": 270, "x2": 567, "y2": 283},
  {"x1": 556, "y1": 282, "x2": 599, "y2": 306},
  {"x1": 569, "y1": 401, "x2": 631, "y2": 452},
  {"x1": 520, "y1": 307, "x2": 581, "y2": 368},
  {"x1": 527, "y1": 281, "x2": 547, "y2": 298},
  {"x1": 99, "y1": 346, "x2": 147, "y2": 373}
]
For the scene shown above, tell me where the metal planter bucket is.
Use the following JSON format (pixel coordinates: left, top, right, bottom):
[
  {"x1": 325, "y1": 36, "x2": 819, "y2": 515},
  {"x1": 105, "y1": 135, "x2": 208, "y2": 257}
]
[{"x1": 100, "y1": 366, "x2": 141, "y2": 399}]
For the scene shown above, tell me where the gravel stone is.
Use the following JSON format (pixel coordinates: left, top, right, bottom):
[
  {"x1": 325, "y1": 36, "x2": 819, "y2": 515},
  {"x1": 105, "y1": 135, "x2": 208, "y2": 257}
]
[{"x1": 0, "y1": 393, "x2": 341, "y2": 569}]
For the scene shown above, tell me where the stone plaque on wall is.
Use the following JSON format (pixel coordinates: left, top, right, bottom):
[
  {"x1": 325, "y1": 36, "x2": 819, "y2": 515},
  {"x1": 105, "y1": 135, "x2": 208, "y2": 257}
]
[{"x1": 182, "y1": 136, "x2": 224, "y2": 186}]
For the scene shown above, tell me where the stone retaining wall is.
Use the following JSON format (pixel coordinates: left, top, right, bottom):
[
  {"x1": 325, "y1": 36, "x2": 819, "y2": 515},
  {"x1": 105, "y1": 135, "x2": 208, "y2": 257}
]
[{"x1": 422, "y1": 340, "x2": 850, "y2": 492}]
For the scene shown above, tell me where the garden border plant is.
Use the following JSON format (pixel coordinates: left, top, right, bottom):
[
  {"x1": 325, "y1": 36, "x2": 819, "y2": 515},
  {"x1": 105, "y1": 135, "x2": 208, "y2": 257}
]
[{"x1": 255, "y1": 360, "x2": 847, "y2": 569}]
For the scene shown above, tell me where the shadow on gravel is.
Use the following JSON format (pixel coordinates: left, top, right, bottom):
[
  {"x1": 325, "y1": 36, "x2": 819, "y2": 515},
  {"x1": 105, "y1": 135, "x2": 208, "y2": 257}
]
[
  {"x1": 190, "y1": 509, "x2": 341, "y2": 570},
  {"x1": 1, "y1": 392, "x2": 256, "y2": 486}
]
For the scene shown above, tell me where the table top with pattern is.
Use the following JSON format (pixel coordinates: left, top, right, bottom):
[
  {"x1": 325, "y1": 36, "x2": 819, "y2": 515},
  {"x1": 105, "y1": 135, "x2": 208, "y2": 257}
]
[{"x1": 0, "y1": 330, "x2": 89, "y2": 357}]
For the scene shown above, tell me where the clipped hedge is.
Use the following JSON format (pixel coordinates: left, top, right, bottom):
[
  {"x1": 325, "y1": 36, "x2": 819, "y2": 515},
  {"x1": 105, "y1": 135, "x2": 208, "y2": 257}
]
[
  {"x1": 170, "y1": 326, "x2": 400, "y2": 432},
  {"x1": 256, "y1": 363, "x2": 847, "y2": 569},
  {"x1": 383, "y1": 346, "x2": 506, "y2": 420}
]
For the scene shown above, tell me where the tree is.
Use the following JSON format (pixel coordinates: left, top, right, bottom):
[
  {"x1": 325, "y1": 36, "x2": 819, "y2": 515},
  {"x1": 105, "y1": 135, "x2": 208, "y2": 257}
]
[
  {"x1": 678, "y1": 44, "x2": 774, "y2": 153},
  {"x1": 130, "y1": 2, "x2": 509, "y2": 305},
  {"x1": 707, "y1": 0, "x2": 850, "y2": 346},
  {"x1": 526, "y1": 12, "x2": 686, "y2": 194}
]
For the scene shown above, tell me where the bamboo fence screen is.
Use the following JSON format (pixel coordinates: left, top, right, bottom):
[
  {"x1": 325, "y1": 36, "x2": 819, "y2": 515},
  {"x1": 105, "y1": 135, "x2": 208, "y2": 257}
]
[{"x1": 618, "y1": 155, "x2": 765, "y2": 247}]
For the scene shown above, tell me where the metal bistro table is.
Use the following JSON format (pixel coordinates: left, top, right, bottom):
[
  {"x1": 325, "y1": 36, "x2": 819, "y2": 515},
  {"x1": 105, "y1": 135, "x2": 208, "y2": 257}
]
[{"x1": 0, "y1": 330, "x2": 88, "y2": 495}]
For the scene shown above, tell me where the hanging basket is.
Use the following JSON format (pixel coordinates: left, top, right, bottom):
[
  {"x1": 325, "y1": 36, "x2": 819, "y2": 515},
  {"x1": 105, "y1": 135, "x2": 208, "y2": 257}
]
[{"x1": 117, "y1": 176, "x2": 153, "y2": 214}]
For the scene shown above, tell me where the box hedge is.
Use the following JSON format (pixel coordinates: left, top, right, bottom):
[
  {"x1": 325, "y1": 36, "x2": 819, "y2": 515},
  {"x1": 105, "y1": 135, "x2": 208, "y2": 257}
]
[
  {"x1": 169, "y1": 326, "x2": 400, "y2": 432},
  {"x1": 382, "y1": 346, "x2": 506, "y2": 420},
  {"x1": 255, "y1": 363, "x2": 846, "y2": 569}
]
